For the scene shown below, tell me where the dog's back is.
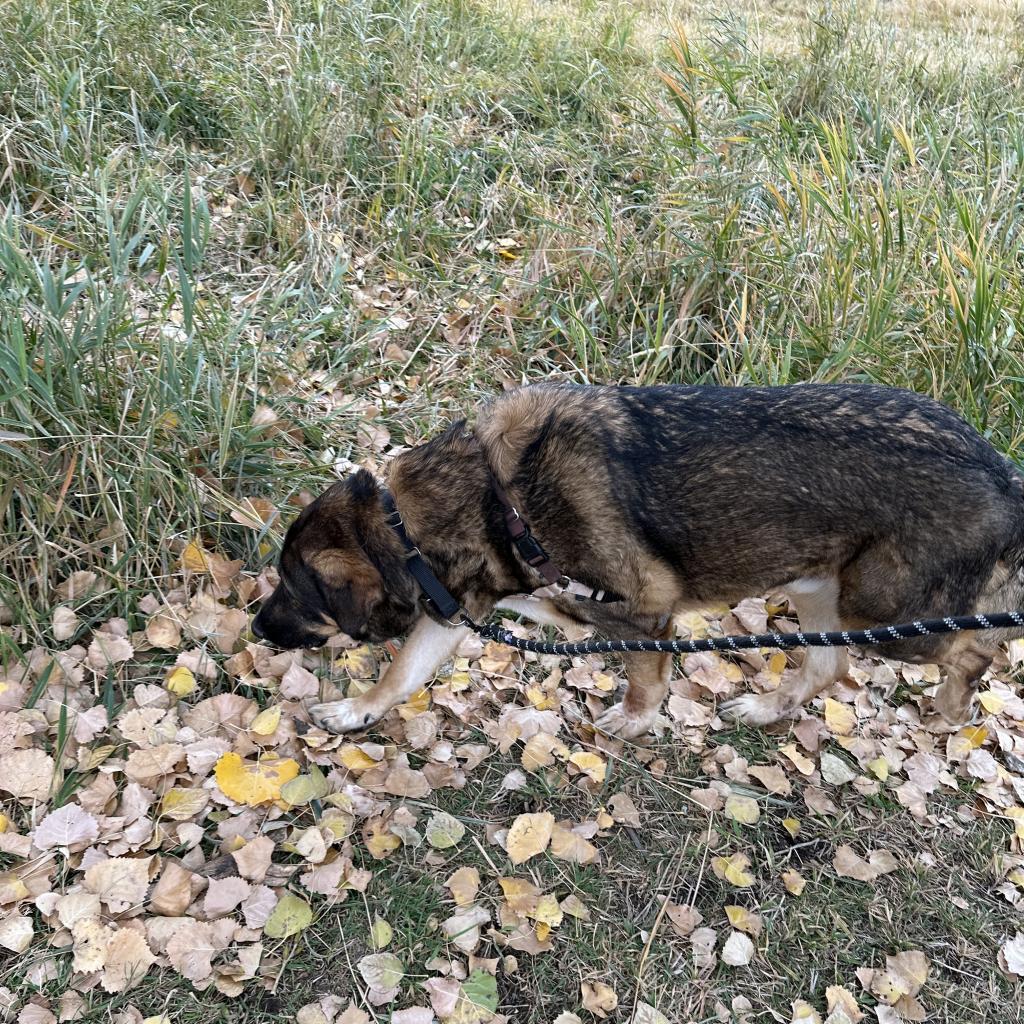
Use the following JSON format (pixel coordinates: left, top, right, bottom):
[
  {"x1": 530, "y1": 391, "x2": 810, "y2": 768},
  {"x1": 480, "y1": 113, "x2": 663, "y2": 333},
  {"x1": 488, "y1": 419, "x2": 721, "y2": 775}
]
[{"x1": 478, "y1": 381, "x2": 1024, "y2": 621}]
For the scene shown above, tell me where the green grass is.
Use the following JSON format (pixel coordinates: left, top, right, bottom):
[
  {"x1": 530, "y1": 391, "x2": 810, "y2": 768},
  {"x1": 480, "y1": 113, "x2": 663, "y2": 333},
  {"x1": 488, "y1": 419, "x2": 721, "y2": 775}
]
[{"x1": 4, "y1": 0, "x2": 1024, "y2": 1019}]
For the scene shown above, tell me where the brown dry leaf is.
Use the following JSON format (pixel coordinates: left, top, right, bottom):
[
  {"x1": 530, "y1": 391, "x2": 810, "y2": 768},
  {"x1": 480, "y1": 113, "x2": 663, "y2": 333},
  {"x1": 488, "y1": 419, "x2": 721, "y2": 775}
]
[
  {"x1": 581, "y1": 981, "x2": 618, "y2": 1018},
  {"x1": 31, "y1": 804, "x2": 99, "y2": 851},
  {"x1": 52, "y1": 606, "x2": 80, "y2": 641},
  {"x1": 665, "y1": 902, "x2": 703, "y2": 938},
  {"x1": 0, "y1": 749, "x2": 55, "y2": 801},
  {"x1": 446, "y1": 866, "x2": 481, "y2": 907},
  {"x1": 782, "y1": 869, "x2": 807, "y2": 896},
  {"x1": 203, "y1": 876, "x2": 251, "y2": 917},
  {"x1": 825, "y1": 984, "x2": 864, "y2": 1022},
  {"x1": 607, "y1": 792, "x2": 641, "y2": 826},
  {"x1": 150, "y1": 861, "x2": 196, "y2": 917},
  {"x1": 84, "y1": 857, "x2": 152, "y2": 912},
  {"x1": 780, "y1": 743, "x2": 815, "y2": 775},
  {"x1": 146, "y1": 614, "x2": 182, "y2": 650},
  {"x1": 567, "y1": 750, "x2": 607, "y2": 783},
  {"x1": 550, "y1": 823, "x2": 599, "y2": 865},
  {"x1": 747, "y1": 764, "x2": 792, "y2": 796},
  {"x1": 100, "y1": 928, "x2": 156, "y2": 993},
  {"x1": 499, "y1": 877, "x2": 542, "y2": 915},
  {"x1": 166, "y1": 920, "x2": 219, "y2": 982},
  {"x1": 231, "y1": 836, "x2": 275, "y2": 882},
  {"x1": 833, "y1": 845, "x2": 898, "y2": 883},
  {"x1": 506, "y1": 812, "x2": 554, "y2": 865}
]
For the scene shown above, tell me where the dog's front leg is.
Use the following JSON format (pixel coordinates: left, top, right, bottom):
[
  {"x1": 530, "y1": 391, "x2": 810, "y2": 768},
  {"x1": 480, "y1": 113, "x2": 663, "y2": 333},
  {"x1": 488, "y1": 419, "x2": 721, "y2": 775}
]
[
  {"x1": 310, "y1": 614, "x2": 470, "y2": 734},
  {"x1": 594, "y1": 648, "x2": 672, "y2": 740}
]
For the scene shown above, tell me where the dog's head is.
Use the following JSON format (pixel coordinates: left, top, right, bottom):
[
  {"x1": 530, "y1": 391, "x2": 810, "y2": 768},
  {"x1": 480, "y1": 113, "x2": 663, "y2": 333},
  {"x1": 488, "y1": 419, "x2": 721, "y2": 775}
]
[{"x1": 252, "y1": 470, "x2": 419, "y2": 649}]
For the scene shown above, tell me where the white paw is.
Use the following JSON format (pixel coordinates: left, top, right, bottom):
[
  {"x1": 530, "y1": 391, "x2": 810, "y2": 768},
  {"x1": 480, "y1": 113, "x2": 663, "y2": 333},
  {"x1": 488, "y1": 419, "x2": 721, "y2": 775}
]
[
  {"x1": 309, "y1": 698, "x2": 383, "y2": 734},
  {"x1": 594, "y1": 702, "x2": 656, "y2": 740},
  {"x1": 718, "y1": 693, "x2": 787, "y2": 727}
]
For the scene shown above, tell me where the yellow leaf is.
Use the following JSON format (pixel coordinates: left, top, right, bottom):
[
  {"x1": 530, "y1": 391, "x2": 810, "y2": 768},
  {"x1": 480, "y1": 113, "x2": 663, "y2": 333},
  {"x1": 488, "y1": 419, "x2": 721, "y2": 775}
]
[
  {"x1": 365, "y1": 826, "x2": 402, "y2": 860},
  {"x1": 250, "y1": 706, "x2": 282, "y2": 736},
  {"x1": 506, "y1": 812, "x2": 554, "y2": 865},
  {"x1": 978, "y1": 691, "x2": 1005, "y2": 715},
  {"x1": 522, "y1": 733, "x2": 569, "y2": 772},
  {"x1": 711, "y1": 853, "x2": 756, "y2": 888},
  {"x1": 782, "y1": 868, "x2": 806, "y2": 896},
  {"x1": 724, "y1": 795, "x2": 760, "y2": 825},
  {"x1": 592, "y1": 672, "x2": 616, "y2": 692},
  {"x1": 782, "y1": 817, "x2": 801, "y2": 838},
  {"x1": 337, "y1": 645, "x2": 377, "y2": 679},
  {"x1": 396, "y1": 688, "x2": 431, "y2": 720},
  {"x1": 525, "y1": 685, "x2": 558, "y2": 710},
  {"x1": 780, "y1": 743, "x2": 815, "y2": 775},
  {"x1": 867, "y1": 757, "x2": 889, "y2": 781},
  {"x1": 181, "y1": 540, "x2": 209, "y2": 572},
  {"x1": 165, "y1": 666, "x2": 197, "y2": 698},
  {"x1": 957, "y1": 725, "x2": 988, "y2": 749},
  {"x1": 725, "y1": 905, "x2": 762, "y2": 936},
  {"x1": 281, "y1": 768, "x2": 330, "y2": 805},
  {"x1": 339, "y1": 744, "x2": 381, "y2": 772},
  {"x1": 370, "y1": 916, "x2": 393, "y2": 949},
  {"x1": 0, "y1": 812, "x2": 8, "y2": 834},
  {"x1": 535, "y1": 921, "x2": 551, "y2": 942},
  {"x1": 824, "y1": 698, "x2": 856, "y2": 736},
  {"x1": 263, "y1": 892, "x2": 312, "y2": 938},
  {"x1": 568, "y1": 751, "x2": 607, "y2": 784},
  {"x1": 214, "y1": 752, "x2": 299, "y2": 806},
  {"x1": 768, "y1": 651, "x2": 788, "y2": 675},
  {"x1": 531, "y1": 893, "x2": 563, "y2": 929},
  {"x1": 159, "y1": 788, "x2": 209, "y2": 821},
  {"x1": 499, "y1": 877, "x2": 541, "y2": 915}
]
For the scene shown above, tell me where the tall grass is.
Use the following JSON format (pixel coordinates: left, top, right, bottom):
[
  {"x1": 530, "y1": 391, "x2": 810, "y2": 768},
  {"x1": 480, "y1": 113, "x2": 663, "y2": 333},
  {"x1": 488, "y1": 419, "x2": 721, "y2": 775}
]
[{"x1": 2, "y1": 0, "x2": 1024, "y2": 645}]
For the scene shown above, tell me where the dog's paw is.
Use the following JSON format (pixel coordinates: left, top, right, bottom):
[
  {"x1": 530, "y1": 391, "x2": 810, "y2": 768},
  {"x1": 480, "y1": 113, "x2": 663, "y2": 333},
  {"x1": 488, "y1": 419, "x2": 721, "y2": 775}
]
[
  {"x1": 309, "y1": 698, "x2": 383, "y2": 734},
  {"x1": 718, "y1": 693, "x2": 788, "y2": 727},
  {"x1": 594, "y1": 702, "x2": 656, "y2": 740}
]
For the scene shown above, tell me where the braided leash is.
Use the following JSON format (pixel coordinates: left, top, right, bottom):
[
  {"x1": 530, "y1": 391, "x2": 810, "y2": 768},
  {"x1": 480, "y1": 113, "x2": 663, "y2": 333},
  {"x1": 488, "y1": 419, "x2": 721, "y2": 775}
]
[{"x1": 465, "y1": 610, "x2": 1024, "y2": 657}]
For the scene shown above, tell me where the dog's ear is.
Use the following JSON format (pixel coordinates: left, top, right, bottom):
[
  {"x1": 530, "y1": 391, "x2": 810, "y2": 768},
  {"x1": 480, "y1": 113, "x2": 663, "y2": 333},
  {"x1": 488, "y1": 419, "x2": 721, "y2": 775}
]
[{"x1": 310, "y1": 548, "x2": 384, "y2": 627}]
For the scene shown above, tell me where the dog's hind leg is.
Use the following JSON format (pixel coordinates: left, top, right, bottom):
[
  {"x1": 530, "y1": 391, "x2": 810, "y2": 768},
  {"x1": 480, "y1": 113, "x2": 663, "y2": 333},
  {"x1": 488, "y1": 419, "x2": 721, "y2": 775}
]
[{"x1": 720, "y1": 576, "x2": 849, "y2": 726}]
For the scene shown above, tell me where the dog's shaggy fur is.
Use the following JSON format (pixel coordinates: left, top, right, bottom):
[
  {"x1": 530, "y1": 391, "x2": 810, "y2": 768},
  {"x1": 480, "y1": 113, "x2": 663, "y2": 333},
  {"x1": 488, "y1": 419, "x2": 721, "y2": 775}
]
[{"x1": 252, "y1": 383, "x2": 1024, "y2": 736}]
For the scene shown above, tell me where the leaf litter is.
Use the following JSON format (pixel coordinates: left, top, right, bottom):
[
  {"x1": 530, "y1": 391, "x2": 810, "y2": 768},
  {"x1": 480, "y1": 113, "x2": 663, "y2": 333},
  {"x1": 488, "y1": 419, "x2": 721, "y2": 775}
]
[{"x1": 2, "y1": 562, "x2": 1024, "y2": 1019}]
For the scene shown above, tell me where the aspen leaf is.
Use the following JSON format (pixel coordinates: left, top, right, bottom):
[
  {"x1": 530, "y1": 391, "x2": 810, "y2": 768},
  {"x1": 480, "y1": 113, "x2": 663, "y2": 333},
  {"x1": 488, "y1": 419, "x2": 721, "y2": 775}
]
[
  {"x1": 711, "y1": 852, "x2": 756, "y2": 887},
  {"x1": 568, "y1": 751, "x2": 607, "y2": 783},
  {"x1": 782, "y1": 869, "x2": 806, "y2": 895},
  {"x1": 722, "y1": 930, "x2": 754, "y2": 966},
  {"x1": 724, "y1": 794, "x2": 760, "y2": 824},
  {"x1": 824, "y1": 698, "x2": 856, "y2": 735},
  {"x1": 445, "y1": 866, "x2": 480, "y2": 907},
  {"x1": 505, "y1": 812, "x2": 554, "y2": 865},
  {"x1": 215, "y1": 752, "x2": 299, "y2": 805},
  {"x1": 263, "y1": 892, "x2": 312, "y2": 938},
  {"x1": 426, "y1": 812, "x2": 466, "y2": 850},
  {"x1": 250, "y1": 705, "x2": 282, "y2": 736}
]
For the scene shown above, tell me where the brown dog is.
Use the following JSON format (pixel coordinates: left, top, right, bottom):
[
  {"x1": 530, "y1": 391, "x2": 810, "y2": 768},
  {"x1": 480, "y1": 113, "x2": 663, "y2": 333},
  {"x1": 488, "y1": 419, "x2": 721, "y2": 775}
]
[{"x1": 251, "y1": 383, "x2": 1024, "y2": 737}]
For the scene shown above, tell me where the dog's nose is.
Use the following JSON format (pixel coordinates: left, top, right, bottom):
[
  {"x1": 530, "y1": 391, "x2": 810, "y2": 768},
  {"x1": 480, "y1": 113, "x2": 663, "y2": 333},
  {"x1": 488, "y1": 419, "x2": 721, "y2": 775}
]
[{"x1": 251, "y1": 615, "x2": 265, "y2": 640}]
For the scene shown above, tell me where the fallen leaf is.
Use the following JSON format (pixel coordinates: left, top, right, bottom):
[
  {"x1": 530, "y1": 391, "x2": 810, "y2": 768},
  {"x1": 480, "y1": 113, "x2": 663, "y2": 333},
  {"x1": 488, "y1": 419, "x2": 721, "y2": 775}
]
[
  {"x1": 824, "y1": 698, "x2": 856, "y2": 735},
  {"x1": 505, "y1": 812, "x2": 554, "y2": 865},
  {"x1": 711, "y1": 852, "x2": 756, "y2": 887},
  {"x1": 445, "y1": 866, "x2": 481, "y2": 907},
  {"x1": 100, "y1": 928, "x2": 156, "y2": 992},
  {"x1": 782, "y1": 869, "x2": 806, "y2": 896},
  {"x1": 581, "y1": 981, "x2": 618, "y2": 1018},
  {"x1": 215, "y1": 752, "x2": 300, "y2": 805},
  {"x1": 263, "y1": 892, "x2": 313, "y2": 938},
  {"x1": 999, "y1": 932, "x2": 1024, "y2": 976},
  {"x1": 722, "y1": 930, "x2": 755, "y2": 966},
  {"x1": 426, "y1": 812, "x2": 466, "y2": 850},
  {"x1": 0, "y1": 749, "x2": 55, "y2": 801},
  {"x1": 31, "y1": 804, "x2": 99, "y2": 851},
  {"x1": 724, "y1": 794, "x2": 760, "y2": 824}
]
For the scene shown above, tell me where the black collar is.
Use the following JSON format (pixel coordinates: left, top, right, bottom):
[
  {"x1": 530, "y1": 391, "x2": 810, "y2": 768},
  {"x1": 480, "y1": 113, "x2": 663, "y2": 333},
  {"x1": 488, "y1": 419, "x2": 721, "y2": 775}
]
[{"x1": 380, "y1": 490, "x2": 463, "y2": 622}]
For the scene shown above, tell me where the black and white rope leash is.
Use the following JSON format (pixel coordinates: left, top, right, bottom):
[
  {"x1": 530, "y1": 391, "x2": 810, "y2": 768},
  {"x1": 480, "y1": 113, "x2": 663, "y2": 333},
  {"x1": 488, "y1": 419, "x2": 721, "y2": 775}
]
[{"x1": 465, "y1": 610, "x2": 1024, "y2": 656}]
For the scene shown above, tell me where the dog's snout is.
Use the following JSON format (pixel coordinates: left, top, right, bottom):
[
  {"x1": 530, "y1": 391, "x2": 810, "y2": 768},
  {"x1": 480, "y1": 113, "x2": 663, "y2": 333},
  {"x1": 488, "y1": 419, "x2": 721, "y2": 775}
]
[{"x1": 251, "y1": 614, "x2": 265, "y2": 640}]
